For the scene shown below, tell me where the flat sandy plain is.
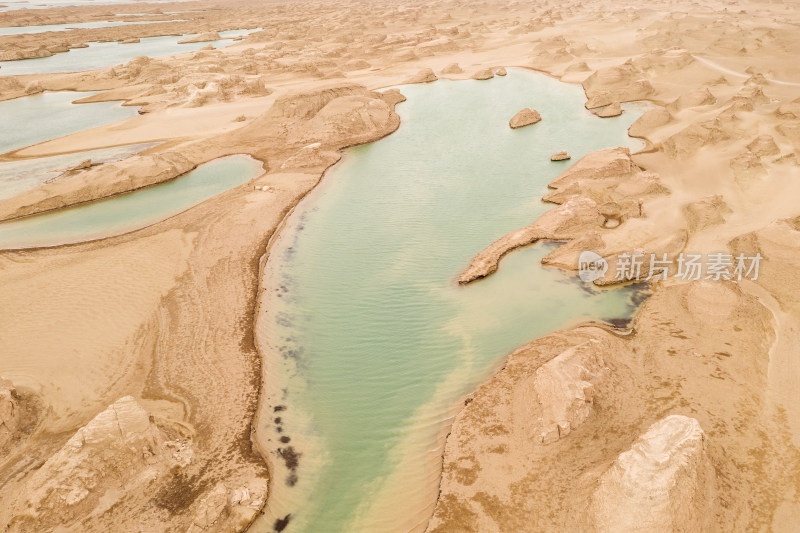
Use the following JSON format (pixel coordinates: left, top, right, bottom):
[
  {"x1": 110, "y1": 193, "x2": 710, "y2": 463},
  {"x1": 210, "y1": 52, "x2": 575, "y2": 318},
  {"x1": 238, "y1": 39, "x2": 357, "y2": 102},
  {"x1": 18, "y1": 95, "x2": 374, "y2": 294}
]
[{"x1": 1, "y1": 0, "x2": 800, "y2": 531}]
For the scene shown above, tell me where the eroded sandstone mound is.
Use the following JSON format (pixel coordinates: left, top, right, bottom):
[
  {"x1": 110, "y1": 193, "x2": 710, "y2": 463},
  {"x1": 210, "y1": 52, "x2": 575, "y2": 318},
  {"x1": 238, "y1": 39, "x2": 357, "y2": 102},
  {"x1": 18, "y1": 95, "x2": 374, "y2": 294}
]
[
  {"x1": 628, "y1": 107, "x2": 672, "y2": 137},
  {"x1": 0, "y1": 378, "x2": 20, "y2": 451},
  {"x1": 683, "y1": 195, "x2": 731, "y2": 232},
  {"x1": 535, "y1": 340, "x2": 609, "y2": 444},
  {"x1": 509, "y1": 107, "x2": 541, "y2": 128},
  {"x1": 429, "y1": 280, "x2": 781, "y2": 533},
  {"x1": 440, "y1": 62, "x2": 463, "y2": 74},
  {"x1": 666, "y1": 87, "x2": 716, "y2": 112},
  {"x1": 6, "y1": 397, "x2": 189, "y2": 531},
  {"x1": 471, "y1": 68, "x2": 494, "y2": 80},
  {"x1": 582, "y1": 60, "x2": 655, "y2": 109},
  {"x1": 588, "y1": 415, "x2": 717, "y2": 533},
  {"x1": 406, "y1": 67, "x2": 438, "y2": 84}
]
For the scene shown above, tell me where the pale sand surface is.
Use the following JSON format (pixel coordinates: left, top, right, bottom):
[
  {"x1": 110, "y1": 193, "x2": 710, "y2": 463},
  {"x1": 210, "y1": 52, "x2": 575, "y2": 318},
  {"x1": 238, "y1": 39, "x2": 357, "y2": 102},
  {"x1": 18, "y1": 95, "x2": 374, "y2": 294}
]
[{"x1": 0, "y1": 0, "x2": 799, "y2": 530}]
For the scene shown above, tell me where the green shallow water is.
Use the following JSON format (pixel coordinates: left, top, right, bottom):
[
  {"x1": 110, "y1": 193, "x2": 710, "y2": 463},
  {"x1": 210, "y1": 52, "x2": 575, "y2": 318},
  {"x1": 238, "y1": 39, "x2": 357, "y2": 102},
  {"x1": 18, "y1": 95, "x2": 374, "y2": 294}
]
[
  {"x1": 254, "y1": 69, "x2": 648, "y2": 532},
  {"x1": 0, "y1": 91, "x2": 139, "y2": 155},
  {"x1": 0, "y1": 154, "x2": 263, "y2": 249}
]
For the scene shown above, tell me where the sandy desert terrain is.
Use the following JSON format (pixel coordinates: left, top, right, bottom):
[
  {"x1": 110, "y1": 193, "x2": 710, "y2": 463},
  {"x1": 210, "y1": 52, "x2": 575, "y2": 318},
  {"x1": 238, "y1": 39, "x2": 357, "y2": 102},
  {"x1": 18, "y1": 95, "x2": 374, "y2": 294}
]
[{"x1": 1, "y1": 0, "x2": 800, "y2": 531}]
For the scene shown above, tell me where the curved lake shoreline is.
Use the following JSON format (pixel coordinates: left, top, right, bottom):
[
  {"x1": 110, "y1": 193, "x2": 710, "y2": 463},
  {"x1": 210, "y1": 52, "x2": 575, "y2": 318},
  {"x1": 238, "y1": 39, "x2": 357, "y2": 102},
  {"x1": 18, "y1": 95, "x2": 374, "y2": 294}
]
[{"x1": 251, "y1": 69, "x2": 648, "y2": 533}]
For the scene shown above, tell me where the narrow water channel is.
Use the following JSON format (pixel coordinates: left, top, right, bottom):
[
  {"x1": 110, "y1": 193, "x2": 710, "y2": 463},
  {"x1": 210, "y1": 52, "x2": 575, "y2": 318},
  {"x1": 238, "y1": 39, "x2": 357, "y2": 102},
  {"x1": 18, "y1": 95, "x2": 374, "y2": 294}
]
[
  {"x1": 0, "y1": 28, "x2": 261, "y2": 76},
  {"x1": 0, "y1": 154, "x2": 263, "y2": 249},
  {"x1": 253, "y1": 69, "x2": 649, "y2": 532}
]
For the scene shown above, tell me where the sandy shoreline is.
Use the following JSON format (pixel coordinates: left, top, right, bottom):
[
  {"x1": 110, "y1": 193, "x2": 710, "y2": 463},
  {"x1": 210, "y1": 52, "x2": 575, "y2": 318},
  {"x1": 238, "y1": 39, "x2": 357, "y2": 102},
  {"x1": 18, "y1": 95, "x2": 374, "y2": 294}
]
[{"x1": 1, "y1": 0, "x2": 800, "y2": 530}]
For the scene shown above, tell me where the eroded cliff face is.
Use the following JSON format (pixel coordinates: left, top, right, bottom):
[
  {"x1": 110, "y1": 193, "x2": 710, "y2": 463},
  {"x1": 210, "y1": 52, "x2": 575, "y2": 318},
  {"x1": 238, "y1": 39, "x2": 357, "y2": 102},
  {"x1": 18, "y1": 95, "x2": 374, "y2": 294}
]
[
  {"x1": 2, "y1": 396, "x2": 265, "y2": 533},
  {"x1": 0, "y1": 379, "x2": 21, "y2": 451},
  {"x1": 427, "y1": 280, "x2": 791, "y2": 532},
  {"x1": 589, "y1": 415, "x2": 717, "y2": 533}
]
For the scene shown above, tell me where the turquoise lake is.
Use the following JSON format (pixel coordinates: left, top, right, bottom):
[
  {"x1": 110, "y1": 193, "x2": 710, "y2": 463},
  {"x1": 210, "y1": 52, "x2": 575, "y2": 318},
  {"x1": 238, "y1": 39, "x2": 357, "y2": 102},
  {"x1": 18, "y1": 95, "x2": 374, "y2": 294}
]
[{"x1": 253, "y1": 69, "x2": 649, "y2": 532}]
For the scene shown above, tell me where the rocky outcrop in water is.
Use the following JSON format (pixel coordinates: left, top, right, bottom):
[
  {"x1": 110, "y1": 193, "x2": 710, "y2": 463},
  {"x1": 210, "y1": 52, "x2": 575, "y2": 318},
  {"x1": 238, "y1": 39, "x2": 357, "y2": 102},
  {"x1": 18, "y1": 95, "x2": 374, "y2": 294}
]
[
  {"x1": 458, "y1": 196, "x2": 603, "y2": 283},
  {"x1": 509, "y1": 107, "x2": 541, "y2": 128},
  {"x1": 236, "y1": 83, "x2": 402, "y2": 151}
]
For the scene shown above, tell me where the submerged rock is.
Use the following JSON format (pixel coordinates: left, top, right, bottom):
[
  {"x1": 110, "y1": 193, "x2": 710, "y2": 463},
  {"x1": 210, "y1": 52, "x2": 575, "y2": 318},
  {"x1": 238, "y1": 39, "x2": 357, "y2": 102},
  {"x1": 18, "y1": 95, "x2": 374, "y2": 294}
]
[{"x1": 509, "y1": 107, "x2": 541, "y2": 128}]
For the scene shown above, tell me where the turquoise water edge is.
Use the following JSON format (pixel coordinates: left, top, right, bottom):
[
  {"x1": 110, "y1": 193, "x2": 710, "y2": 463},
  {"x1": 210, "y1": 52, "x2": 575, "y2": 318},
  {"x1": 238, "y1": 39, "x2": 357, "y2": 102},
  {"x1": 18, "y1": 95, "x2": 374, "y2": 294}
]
[{"x1": 253, "y1": 69, "x2": 648, "y2": 532}]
